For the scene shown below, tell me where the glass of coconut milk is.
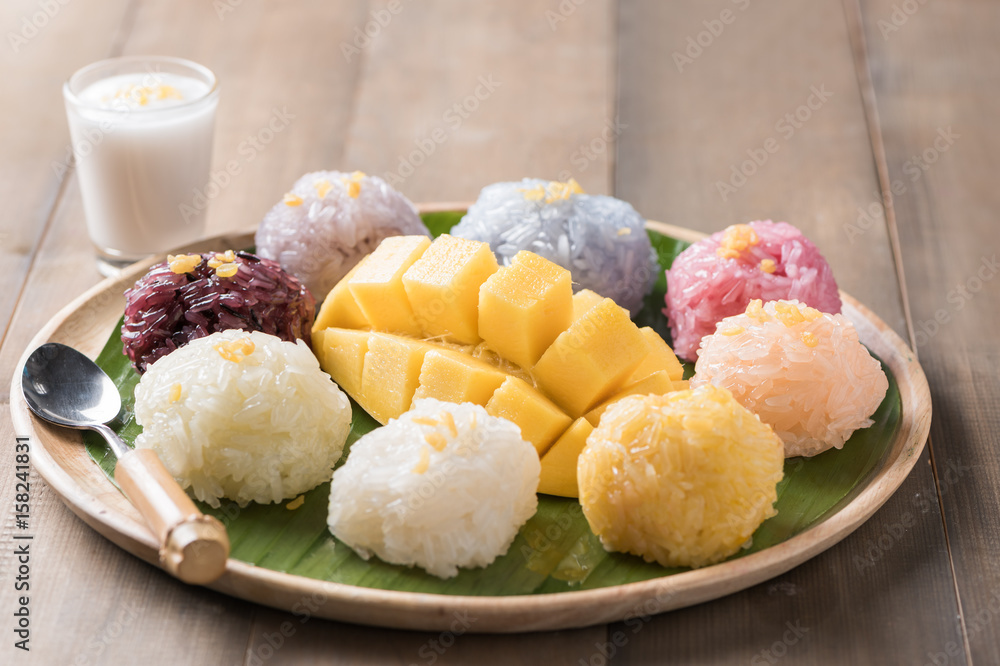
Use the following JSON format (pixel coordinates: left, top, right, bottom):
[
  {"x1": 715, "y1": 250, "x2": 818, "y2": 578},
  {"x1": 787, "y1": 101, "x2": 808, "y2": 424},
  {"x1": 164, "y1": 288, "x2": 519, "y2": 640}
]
[{"x1": 63, "y1": 56, "x2": 219, "y2": 275}]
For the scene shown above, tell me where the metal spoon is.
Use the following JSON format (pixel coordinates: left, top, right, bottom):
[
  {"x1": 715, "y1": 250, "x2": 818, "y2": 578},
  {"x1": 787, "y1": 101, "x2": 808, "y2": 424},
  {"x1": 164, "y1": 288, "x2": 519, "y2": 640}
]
[{"x1": 21, "y1": 342, "x2": 230, "y2": 584}]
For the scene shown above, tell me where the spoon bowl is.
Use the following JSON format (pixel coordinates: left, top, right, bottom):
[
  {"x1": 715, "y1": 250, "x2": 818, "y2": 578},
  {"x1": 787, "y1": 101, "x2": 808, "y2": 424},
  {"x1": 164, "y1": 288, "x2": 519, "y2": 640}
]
[{"x1": 21, "y1": 342, "x2": 229, "y2": 584}]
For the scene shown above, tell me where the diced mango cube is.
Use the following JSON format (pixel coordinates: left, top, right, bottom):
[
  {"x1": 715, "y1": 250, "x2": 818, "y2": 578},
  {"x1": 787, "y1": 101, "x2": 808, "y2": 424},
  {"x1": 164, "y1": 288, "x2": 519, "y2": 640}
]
[
  {"x1": 627, "y1": 327, "x2": 685, "y2": 383},
  {"x1": 312, "y1": 258, "x2": 370, "y2": 333},
  {"x1": 360, "y1": 333, "x2": 438, "y2": 424},
  {"x1": 478, "y1": 251, "x2": 573, "y2": 369},
  {"x1": 571, "y1": 289, "x2": 606, "y2": 322},
  {"x1": 571, "y1": 289, "x2": 628, "y2": 323},
  {"x1": 584, "y1": 370, "x2": 674, "y2": 426},
  {"x1": 485, "y1": 376, "x2": 573, "y2": 456},
  {"x1": 314, "y1": 327, "x2": 371, "y2": 400},
  {"x1": 538, "y1": 418, "x2": 594, "y2": 498},
  {"x1": 402, "y1": 234, "x2": 499, "y2": 344},
  {"x1": 348, "y1": 236, "x2": 430, "y2": 336},
  {"x1": 532, "y1": 298, "x2": 650, "y2": 417},
  {"x1": 413, "y1": 349, "x2": 508, "y2": 407}
]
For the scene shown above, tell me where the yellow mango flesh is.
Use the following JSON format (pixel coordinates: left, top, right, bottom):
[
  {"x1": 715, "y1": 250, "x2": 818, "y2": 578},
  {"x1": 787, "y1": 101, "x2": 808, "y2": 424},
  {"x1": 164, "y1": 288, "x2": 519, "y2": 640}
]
[
  {"x1": 402, "y1": 234, "x2": 499, "y2": 344},
  {"x1": 532, "y1": 298, "x2": 650, "y2": 417},
  {"x1": 315, "y1": 327, "x2": 371, "y2": 399},
  {"x1": 360, "y1": 333, "x2": 439, "y2": 424},
  {"x1": 414, "y1": 349, "x2": 508, "y2": 407},
  {"x1": 485, "y1": 376, "x2": 572, "y2": 456},
  {"x1": 348, "y1": 236, "x2": 430, "y2": 336},
  {"x1": 571, "y1": 289, "x2": 605, "y2": 322},
  {"x1": 313, "y1": 237, "x2": 673, "y2": 484},
  {"x1": 572, "y1": 289, "x2": 628, "y2": 322},
  {"x1": 584, "y1": 370, "x2": 675, "y2": 426},
  {"x1": 313, "y1": 259, "x2": 370, "y2": 333},
  {"x1": 478, "y1": 251, "x2": 573, "y2": 369},
  {"x1": 627, "y1": 326, "x2": 685, "y2": 383},
  {"x1": 537, "y1": 418, "x2": 594, "y2": 498}
]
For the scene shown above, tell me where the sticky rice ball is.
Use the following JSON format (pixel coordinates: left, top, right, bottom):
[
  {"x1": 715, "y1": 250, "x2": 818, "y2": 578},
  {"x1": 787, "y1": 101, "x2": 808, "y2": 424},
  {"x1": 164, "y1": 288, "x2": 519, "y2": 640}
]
[
  {"x1": 578, "y1": 387, "x2": 784, "y2": 569},
  {"x1": 328, "y1": 399, "x2": 540, "y2": 579},
  {"x1": 133, "y1": 330, "x2": 352, "y2": 508},
  {"x1": 691, "y1": 299, "x2": 889, "y2": 457},
  {"x1": 122, "y1": 250, "x2": 315, "y2": 374},
  {"x1": 665, "y1": 221, "x2": 842, "y2": 361},
  {"x1": 451, "y1": 178, "x2": 660, "y2": 315},
  {"x1": 255, "y1": 170, "x2": 431, "y2": 300}
]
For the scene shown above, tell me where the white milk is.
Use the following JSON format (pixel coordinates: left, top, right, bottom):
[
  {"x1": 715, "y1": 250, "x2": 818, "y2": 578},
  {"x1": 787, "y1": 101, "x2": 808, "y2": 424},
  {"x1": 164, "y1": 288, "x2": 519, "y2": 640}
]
[{"x1": 64, "y1": 59, "x2": 219, "y2": 271}]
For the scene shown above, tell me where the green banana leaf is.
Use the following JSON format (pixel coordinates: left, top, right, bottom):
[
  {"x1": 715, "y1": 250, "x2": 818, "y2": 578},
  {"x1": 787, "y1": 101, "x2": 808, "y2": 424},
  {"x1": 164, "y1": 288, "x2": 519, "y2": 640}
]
[{"x1": 85, "y1": 212, "x2": 901, "y2": 595}]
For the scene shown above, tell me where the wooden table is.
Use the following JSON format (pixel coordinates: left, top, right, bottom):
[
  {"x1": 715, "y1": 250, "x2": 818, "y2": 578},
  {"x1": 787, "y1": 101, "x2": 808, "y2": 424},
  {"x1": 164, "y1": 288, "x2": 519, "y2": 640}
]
[{"x1": 1, "y1": 0, "x2": 996, "y2": 663}]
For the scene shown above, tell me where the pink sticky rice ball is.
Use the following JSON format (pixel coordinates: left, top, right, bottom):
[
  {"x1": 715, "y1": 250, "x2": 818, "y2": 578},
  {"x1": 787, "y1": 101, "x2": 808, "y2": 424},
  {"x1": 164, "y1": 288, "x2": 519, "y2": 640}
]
[{"x1": 664, "y1": 221, "x2": 842, "y2": 361}]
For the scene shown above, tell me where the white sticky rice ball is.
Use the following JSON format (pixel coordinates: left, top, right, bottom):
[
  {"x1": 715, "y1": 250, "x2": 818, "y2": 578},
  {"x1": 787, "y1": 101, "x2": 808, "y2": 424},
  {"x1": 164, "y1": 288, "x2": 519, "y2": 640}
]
[
  {"x1": 328, "y1": 398, "x2": 540, "y2": 578},
  {"x1": 255, "y1": 170, "x2": 430, "y2": 300},
  {"x1": 134, "y1": 330, "x2": 352, "y2": 508},
  {"x1": 691, "y1": 299, "x2": 888, "y2": 457}
]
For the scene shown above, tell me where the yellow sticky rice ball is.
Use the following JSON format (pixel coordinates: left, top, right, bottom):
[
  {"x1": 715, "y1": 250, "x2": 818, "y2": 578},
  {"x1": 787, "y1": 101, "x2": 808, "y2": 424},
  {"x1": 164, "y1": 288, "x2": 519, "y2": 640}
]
[{"x1": 578, "y1": 385, "x2": 784, "y2": 568}]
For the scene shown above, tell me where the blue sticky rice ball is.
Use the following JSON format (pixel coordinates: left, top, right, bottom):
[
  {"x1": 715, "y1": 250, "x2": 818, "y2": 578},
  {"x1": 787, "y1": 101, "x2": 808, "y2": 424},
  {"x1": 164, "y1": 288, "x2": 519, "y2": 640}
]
[{"x1": 451, "y1": 179, "x2": 659, "y2": 315}]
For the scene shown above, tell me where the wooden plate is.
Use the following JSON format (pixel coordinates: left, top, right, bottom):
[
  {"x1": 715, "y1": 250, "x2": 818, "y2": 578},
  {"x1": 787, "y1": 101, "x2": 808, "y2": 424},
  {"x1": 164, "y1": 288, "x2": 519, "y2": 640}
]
[{"x1": 9, "y1": 209, "x2": 931, "y2": 632}]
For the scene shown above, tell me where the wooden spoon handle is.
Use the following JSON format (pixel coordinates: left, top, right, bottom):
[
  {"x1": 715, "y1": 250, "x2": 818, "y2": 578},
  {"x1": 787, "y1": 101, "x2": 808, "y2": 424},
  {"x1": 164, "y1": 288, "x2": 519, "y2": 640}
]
[{"x1": 115, "y1": 448, "x2": 230, "y2": 584}]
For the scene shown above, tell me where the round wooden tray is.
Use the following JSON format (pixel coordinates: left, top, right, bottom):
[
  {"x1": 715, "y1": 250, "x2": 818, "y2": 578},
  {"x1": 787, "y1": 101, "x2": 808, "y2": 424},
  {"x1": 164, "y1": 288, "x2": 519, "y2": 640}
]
[{"x1": 9, "y1": 209, "x2": 931, "y2": 632}]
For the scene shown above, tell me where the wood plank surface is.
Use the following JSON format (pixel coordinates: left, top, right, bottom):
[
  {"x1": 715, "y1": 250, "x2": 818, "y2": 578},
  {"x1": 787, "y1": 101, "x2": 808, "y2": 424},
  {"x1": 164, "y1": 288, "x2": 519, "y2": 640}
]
[
  {"x1": 0, "y1": 1, "x2": 365, "y2": 664},
  {"x1": 1, "y1": 0, "x2": 615, "y2": 663},
  {"x1": 858, "y1": 0, "x2": 1000, "y2": 663},
  {"x1": 615, "y1": 0, "x2": 960, "y2": 662},
  {"x1": 1, "y1": 0, "x2": 990, "y2": 663},
  {"x1": 0, "y1": 0, "x2": 130, "y2": 342}
]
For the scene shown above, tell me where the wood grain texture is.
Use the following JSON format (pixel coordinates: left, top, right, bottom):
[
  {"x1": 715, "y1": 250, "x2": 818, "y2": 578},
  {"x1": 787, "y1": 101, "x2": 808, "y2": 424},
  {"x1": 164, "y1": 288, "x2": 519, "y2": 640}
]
[
  {"x1": 858, "y1": 0, "x2": 1000, "y2": 662},
  {"x1": 0, "y1": 2, "x2": 253, "y2": 663},
  {"x1": 0, "y1": 0, "x2": 130, "y2": 340},
  {"x1": 112, "y1": 0, "x2": 371, "y2": 238},
  {"x1": 340, "y1": 0, "x2": 618, "y2": 201},
  {"x1": 614, "y1": 0, "x2": 960, "y2": 662},
  {"x1": 1, "y1": 0, "x2": 991, "y2": 662},
  {"x1": 243, "y1": 607, "x2": 603, "y2": 666}
]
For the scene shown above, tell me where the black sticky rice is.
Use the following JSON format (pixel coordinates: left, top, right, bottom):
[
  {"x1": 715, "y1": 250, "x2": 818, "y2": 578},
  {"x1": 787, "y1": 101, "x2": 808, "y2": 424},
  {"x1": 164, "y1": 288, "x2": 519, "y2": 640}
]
[{"x1": 122, "y1": 251, "x2": 315, "y2": 373}]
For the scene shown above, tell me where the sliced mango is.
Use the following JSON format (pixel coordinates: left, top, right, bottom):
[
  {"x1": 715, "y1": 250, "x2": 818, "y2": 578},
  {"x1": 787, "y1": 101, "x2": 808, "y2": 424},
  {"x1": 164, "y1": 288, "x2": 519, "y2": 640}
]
[
  {"x1": 532, "y1": 298, "x2": 650, "y2": 417},
  {"x1": 315, "y1": 327, "x2": 371, "y2": 399},
  {"x1": 627, "y1": 326, "x2": 685, "y2": 383},
  {"x1": 348, "y1": 236, "x2": 430, "y2": 336},
  {"x1": 313, "y1": 259, "x2": 370, "y2": 333},
  {"x1": 413, "y1": 349, "x2": 508, "y2": 407},
  {"x1": 571, "y1": 289, "x2": 605, "y2": 322},
  {"x1": 583, "y1": 370, "x2": 674, "y2": 427},
  {"x1": 485, "y1": 376, "x2": 572, "y2": 456},
  {"x1": 402, "y1": 234, "x2": 499, "y2": 344},
  {"x1": 313, "y1": 235, "x2": 684, "y2": 484},
  {"x1": 360, "y1": 332, "x2": 438, "y2": 424},
  {"x1": 478, "y1": 251, "x2": 573, "y2": 369},
  {"x1": 572, "y1": 289, "x2": 628, "y2": 322},
  {"x1": 538, "y1": 418, "x2": 594, "y2": 498}
]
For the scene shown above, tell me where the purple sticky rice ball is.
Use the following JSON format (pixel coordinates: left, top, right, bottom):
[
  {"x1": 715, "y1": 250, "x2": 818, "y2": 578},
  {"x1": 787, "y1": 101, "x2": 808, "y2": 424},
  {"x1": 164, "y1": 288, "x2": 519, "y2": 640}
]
[
  {"x1": 664, "y1": 220, "x2": 842, "y2": 362},
  {"x1": 122, "y1": 251, "x2": 315, "y2": 373},
  {"x1": 255, "y1": 171, "x2": 430, "y2": 301}
]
